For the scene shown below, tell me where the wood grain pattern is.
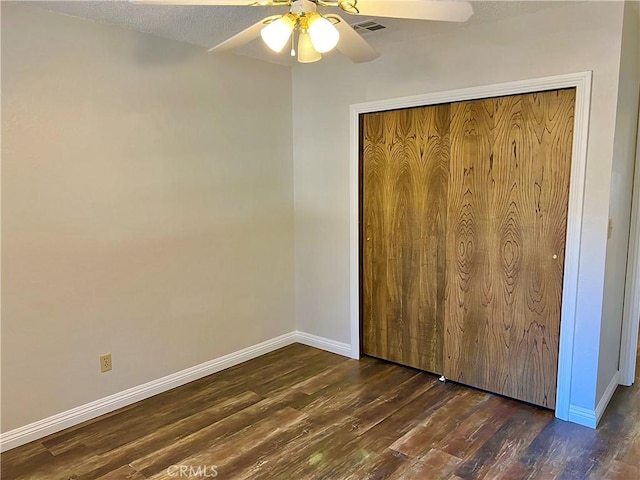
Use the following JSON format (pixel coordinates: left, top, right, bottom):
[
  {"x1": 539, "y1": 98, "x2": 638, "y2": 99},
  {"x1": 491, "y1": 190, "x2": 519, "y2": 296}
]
[
  {"x1": 2, "y1": 343, "x2": 639, "y2": 480},
  {"x1": 444, "y1": 89, "x2": 576, "y2": 408},
  {"x1": 362, "y1": 104, "x2": 450, "y2": 372},
  {"x1": 361, "y1": 89, "x2": 575, "y2": 408}
]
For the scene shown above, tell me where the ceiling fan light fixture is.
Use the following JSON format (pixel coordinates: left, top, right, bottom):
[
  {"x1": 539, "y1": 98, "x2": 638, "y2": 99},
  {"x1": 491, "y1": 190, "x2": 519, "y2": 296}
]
[
  {"x1": 297, "y1": 30, "x2": 322, "y2": 63},
  {"x1": 260, "y1": 14, "x2": 295, "y2": 53},
  {"x1": 307, "y1": 14, "x2": 340, "y2": 53}
]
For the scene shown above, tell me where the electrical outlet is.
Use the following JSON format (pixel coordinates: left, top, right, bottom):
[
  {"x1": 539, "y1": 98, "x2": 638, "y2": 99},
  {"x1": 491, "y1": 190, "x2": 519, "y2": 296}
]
[{"x1": 100, "y1": 353, "x2": 112, "y2": 373}]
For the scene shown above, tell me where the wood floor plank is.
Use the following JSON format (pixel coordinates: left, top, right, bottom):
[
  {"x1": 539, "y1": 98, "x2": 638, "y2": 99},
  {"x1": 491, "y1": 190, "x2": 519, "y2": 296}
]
[
  {"x1": 292, "y1": 357, "x2": 373, "y2": 395},
  {"x1": 389, "y1": 389, "x2": 489, "y2": 457},
  {"x1": 437, "y1": 395, "x2": 522, "y2": 461},
  {"x1": 94, "y1": 465, "x2": 146, "y2": 480},
  {"x1": 299, "y1": 362, "x2": 418, "y2": 416},
  {"x1": 218, "y1": 408, "x2": 354, "y2": 479},
  {"x1": 343, "y1": 448, "x2": 410, "y2": 480},
  {"x1": 390, "y1": 448, "x2": 462, "y2": 480},
  {"x1": 250, "y1": 350, "x2": 347, "y2": 397},
  {"x1": 452, "y1": 407, "x2": 552, "y2": 479},
  {"x1": 91, "y1": 390, "x2": 264, "y2": 456},
  {"x1": 283, "y1": 384, "x2": 460, "y2": 479},
  {"x1": 234, "y1": 411, "x2": 357, "y2": 479},
  {"x1": 0, "y1": 444, "x2": 57, "y2": 480},
  {"x1": 601, "y1": 460, "x2": 640, "y2": 480},
  {"x1": 9, "y1": 443, "x2": 98, "y2": 480},
  {"x1": 56, "y1": 391, "x2": 264, "y2": 480},
  {"x1": 350, "y1": 373, "x2": 439, "y2": 436},
  {"x1": 557, "y1": 409, "x2": 630, "y2": 480},
  {"x1": 2, "y1": 344, "x2": 639, "y2": 480},
  {"x1": 144, "y1": 407, "x2": 307, "y2": 479},
  {"x1": 619, "y1": 432, "x2": 640, "y2": 469},
  {"x1": 502, "y1": 417, "x2": 597, "y2": 479},
  {"x1": 128, "y1": 391, "x2": 307, "y2": 476},
  {"x1": 0, "y1": 440, "x2": 52, "y2": 466},
  {"x1": 249, "y1": 378, "x2": 441, "y2": 479}
]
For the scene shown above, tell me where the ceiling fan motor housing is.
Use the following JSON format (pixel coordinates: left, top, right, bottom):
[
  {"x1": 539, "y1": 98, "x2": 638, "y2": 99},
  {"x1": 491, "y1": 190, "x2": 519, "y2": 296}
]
[{"x1": 291, "y1": 0, "x2": 318, "y2": 15}]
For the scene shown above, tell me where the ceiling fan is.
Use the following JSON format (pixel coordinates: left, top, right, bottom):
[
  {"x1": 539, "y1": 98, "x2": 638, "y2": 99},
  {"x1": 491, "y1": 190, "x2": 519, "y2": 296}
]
[{"x1": 131, "y1": 0, "x2": 474, "y2": 64}]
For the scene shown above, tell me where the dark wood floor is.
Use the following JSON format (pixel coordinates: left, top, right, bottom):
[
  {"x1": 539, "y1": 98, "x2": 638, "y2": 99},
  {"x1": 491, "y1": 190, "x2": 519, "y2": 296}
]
[{"x1": 2, "y1": 344, "x2": 639, "y2": 480}]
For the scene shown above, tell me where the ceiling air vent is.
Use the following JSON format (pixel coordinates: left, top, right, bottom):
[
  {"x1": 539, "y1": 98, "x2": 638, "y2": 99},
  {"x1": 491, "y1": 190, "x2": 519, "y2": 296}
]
[{"x1": 351, "y1": 19, "x2": 387, "y2": 35}]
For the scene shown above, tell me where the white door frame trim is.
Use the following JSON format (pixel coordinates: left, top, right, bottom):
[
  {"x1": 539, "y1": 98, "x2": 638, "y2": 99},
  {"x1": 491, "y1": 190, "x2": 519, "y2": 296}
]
[
  {"x1": 349, "y1": 71, "x2": 593, "y2": 421},
  {"x1": 619, "y1": 108, "x2": 640, "y2": 386}
]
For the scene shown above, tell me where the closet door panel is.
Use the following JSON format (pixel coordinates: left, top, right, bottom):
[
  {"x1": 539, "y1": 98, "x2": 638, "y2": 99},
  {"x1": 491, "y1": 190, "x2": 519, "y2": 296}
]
[
  {"x1": 444, "y1": 89, "x2": 575, "y2": 408},
  {"x1": 362, "y1": 105, "x2": 450, "y2": 372}
]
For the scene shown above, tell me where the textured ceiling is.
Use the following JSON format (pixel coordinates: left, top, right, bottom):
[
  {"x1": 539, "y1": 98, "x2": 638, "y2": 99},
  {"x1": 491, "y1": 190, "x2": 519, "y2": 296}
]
[{"x1": 27, "y1": 1, "x2": 568, "y2": 65}]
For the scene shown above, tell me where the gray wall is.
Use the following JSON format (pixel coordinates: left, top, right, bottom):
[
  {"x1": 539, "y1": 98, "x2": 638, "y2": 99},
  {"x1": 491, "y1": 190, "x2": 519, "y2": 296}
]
[
  {"x1": 1, "y1": 3, "x2": 294, "y2": 432},
  {"x1": 599, "y1": 1, "x2": 640, "y2": 400}
]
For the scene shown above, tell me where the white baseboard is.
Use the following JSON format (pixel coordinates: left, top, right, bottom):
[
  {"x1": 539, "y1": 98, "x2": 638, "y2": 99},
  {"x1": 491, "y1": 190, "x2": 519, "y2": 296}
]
[
  {"x1": 0, "y1": 332, "x2": 297, "y2": 452},
  {"x1": 595, "y1": 370, "x2": 620, "y2": 424},
  {"x1": 0, "y1": 331, "x2": 352, "y2": 453},
  {"x1": 567, "y1": 370, "x2": 620, "y2": 429},
  {"x1": 295, "y1": 331, "x2": 352, "y2": 358},
  {"x1": 567, "y1": 404, "x2": 597, "y2": 428}
]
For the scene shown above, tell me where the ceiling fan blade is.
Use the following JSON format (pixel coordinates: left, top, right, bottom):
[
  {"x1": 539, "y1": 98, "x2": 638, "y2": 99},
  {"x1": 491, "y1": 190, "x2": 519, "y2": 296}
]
[
  {"x1": 346, "y1": 0, "x2": 473, "y2": 22},
  {"x1": 129, "y1": 1, "x2": 289, "y2": 5},
  {"x1": 209, "y1": 15, "x2": 281, "y2": 52},
  {"x1": 326, "y1": 15, "x2": 380, "y2": 63}
]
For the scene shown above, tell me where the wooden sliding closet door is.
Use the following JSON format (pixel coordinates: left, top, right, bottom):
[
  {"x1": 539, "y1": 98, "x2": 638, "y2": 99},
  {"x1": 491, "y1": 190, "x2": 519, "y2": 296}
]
[
  {"x1": 362, "y1": 105, "x2": 450, "y2": 372},
  {"x1": 444, "y1": 89, "x2": 576, "y2": 408}
]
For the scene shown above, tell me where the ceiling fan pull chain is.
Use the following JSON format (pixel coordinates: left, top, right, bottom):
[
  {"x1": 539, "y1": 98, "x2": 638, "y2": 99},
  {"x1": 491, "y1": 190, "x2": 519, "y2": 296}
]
[{"x1": 291, "y1": 28, "x2": 297, "y2": 57}]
